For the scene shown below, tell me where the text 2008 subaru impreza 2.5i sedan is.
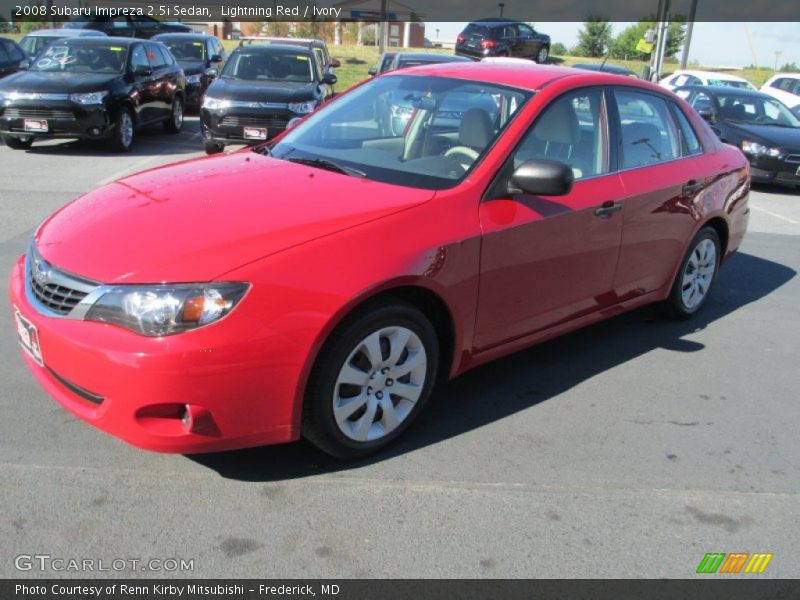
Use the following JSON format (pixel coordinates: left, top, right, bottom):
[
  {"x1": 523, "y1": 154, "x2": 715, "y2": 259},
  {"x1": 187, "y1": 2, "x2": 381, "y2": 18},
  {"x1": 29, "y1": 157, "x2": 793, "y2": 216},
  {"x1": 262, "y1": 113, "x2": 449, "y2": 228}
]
[{"x1": 9, "y1": 62, "x2": 750, "y2": 458}]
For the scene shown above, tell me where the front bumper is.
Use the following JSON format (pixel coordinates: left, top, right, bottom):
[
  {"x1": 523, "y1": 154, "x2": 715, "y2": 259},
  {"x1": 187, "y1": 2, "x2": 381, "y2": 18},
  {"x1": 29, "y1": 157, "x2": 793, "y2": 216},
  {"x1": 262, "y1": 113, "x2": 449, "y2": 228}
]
[
  {"x1": 747, "y1": 153, "x2": 800, "y2": 186},
  {"x1": 200, "y1": 106, "x2": 294, "y2": 145},
  {"x1": 9, "y1": 255, "x2": 299, "y2": 453},
  {"x1": 0, "y1": 100, "x2": 112, "y2": 140}
]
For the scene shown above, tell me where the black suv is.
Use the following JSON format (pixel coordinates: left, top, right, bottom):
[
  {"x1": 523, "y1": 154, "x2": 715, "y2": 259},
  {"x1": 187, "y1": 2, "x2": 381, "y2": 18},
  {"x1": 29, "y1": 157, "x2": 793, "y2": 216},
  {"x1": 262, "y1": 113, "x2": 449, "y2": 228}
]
[
  {"x1": 455, "y1": 20, "x2": 550, "y2": 63},
  {"x1": 0, "y1": 37, "x2": 25, "y2": 79},
  {"x1": 201, "y1": 44, "x2": 336, "y2": 154},
  {"x1": 153, "y1": 33, "x2": 227, "y2": 109},
  {"x1": 0, "y1": 37, "x2": 185, "y2": 151}
]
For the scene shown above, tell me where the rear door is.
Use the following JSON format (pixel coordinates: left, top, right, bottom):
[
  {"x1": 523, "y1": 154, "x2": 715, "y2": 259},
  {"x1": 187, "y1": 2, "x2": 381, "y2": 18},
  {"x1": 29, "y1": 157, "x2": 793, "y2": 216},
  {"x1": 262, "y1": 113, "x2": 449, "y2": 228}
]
[
  {"x1": 610, "y1": 87, "x2": 715, "y2": 300},
  {"x1": 145, "y1": 42, "x2": 171, "y2": 119},
  {"x1": 517, "y1": 23, "x2": 538, "y2": 59},
  {"x1": 475, "y1": 87, "x2": 626, "y2": 349}
]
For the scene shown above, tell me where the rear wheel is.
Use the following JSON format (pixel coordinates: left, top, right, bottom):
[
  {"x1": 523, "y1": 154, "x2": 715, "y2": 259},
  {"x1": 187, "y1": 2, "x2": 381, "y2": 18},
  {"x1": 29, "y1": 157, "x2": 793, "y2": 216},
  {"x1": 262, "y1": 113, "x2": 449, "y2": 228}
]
[
  {"x1": 664, "y1": 227, "x2": 721, "y2": 319},
  {"x1": 204, "y1": 141, "x2": 224, "y2": 155},
  {"x1": 302, "y1": 300, "x2": 439, "y2": 458},
  {"x1": 164, "y1": 95, "x2": 183, "y2": 133},
  {"x1": 109, "y1": 107, "x2": 134, "y2": 152},
  {"x1": 2, "y1": 135, "x2": 33, "y2": 150},
  {"x1": 536, "y1": 46, "x2": 549, "y2": 63}
]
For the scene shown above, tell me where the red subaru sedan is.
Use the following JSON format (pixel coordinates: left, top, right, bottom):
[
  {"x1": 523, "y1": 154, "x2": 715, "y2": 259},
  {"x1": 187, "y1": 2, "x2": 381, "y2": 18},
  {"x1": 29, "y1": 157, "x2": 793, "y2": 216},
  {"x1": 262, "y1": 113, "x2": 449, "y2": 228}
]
[{"x1": 9, "y1": 63, "x2": 750, "y2": 458}]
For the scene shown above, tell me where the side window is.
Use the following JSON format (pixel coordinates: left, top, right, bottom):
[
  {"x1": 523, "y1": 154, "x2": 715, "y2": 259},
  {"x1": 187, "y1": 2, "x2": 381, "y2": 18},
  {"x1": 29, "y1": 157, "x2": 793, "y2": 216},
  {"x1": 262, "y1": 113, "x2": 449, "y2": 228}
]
[
  {"x1": 0, "y1": 44, "x2": 9, "y2": 62},
  {"x1": 775, "y1": 78, "x2": 792, "y2": 91},
  {"x1": 129, "y1": 44, "x2": 149, "y2": 72},
  {"x1": 145, "y1": 43, "x2": 167, "y2": 68},
  {"x1": 3, "y1": 40, "x2": 23, "y2": 61},
  {"x1": 686, "y1": 75, "x2": 702, "y2": 85},
  {"x1": 313, "y1": 48, "x2": 325, "y2": 78},
  {"x1": 690, "y1": 91, "x2": 713, "y2": 112},
  {"x1": 158, "y1": 46, "x2": 174, "y2": 65},
  {"x1": 673, "y1": 74, "x2": 689, "y2": 87},
  {"x1": 518, "y1": 24, "x2": 534, "y2": 38},
  {"x1": 670, "y1": 104, "x2": 702, "y2": 156},
  {"x1": 110, "y1": 16, "x2": 129, "y2": 30},
  {"x1": 615, "y1": 89, "x2": 680, "y2": 169},
  {"x1": 513, "y1": 89, "x2": 608, "y2": 180},
  {"x1": 791, "y1": 79, "x2": 800, "y2": 96}
]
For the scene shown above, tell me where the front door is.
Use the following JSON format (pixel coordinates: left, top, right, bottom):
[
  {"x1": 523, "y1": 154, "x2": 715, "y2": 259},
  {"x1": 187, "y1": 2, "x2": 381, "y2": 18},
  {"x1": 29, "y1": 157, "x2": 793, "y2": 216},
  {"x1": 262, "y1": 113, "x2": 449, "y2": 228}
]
[{"x1": 475, "y1": 87, "x2": 625, "y2": 350}]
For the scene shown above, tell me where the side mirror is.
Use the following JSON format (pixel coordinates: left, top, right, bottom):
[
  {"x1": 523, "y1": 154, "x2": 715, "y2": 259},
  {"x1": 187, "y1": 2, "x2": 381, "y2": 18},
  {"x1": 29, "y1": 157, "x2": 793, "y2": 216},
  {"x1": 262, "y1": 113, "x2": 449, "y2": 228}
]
[
  {"x1": 204, "y1": 67, "x2": 217, "y2": 79},
  {"x1": 287, "y1": 117, "x2": 303, "y2": 129},
  {"x1": 209, "y1": 54, "x2": 223, "y2": 63},
  {"x1": 329, "y1": 58, "x2": 341, "y2": 69},
  {"x1": 508, "y1": 159, "x2": 574, "y2": 196},
  {"x1": 322, "y1": 72, "x2": 337, "y2": 86},
  {"x1": 19, "y1": 58, "x2": 31, "y2": 70},
  {"x1": 132, "y1": 64, "x2": 152, "y2": 77},
  {"x1": 697, "y1": 108, "x2": 715, "y2": 123},
  {"x1": 368, "y1": 66, "x2": 378, "y2": 76}
]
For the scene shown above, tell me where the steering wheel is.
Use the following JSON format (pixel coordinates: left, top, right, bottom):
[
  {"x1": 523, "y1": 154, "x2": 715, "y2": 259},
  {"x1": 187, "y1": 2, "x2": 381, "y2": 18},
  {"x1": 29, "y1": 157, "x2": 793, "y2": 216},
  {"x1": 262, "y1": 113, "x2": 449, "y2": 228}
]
[{"x1": 443, "y1": 146, "x2": 479, "y2": 167}]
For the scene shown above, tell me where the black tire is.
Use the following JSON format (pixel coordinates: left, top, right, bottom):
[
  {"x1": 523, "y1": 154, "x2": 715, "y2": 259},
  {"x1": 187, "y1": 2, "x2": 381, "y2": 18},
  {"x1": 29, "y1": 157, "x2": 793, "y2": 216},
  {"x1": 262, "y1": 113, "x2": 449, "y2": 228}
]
[
  {"x1": 109, "y1": 107, "x2": 134, "y2": 152},
  {"x1": 204, "y1": 141, "x2": 224, "y2": 155},
  {"x1": 2, "y1": 135, "x2": 33, "y2": 150},
  {"x1": 664, "y1": 226, "x2": 721, "y2": 320},
  {"x1": 536, "y1": 45, "x2": 549, "y2": 64},
  {"x1": 164, "y1": 95, "x2": 183, "y2": 134},
  {"x1": 302, "y1": 299, "x2": 440, "y2": 459}
]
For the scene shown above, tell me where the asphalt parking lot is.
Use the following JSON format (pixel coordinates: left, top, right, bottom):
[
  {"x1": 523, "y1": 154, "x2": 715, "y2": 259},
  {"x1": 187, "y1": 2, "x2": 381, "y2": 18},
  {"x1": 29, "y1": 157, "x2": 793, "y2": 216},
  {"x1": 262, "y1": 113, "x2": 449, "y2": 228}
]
[{"x1": 1, "y1": 118, "x2": 799, "y2": 578}]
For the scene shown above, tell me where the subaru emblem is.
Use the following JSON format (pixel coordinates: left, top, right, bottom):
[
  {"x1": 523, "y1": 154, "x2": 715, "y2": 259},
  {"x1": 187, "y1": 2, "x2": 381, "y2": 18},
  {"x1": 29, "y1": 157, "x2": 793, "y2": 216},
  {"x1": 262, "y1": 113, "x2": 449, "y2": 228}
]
[{"x1": 33, "y1": 260, "x2": 49, "y2": 285}]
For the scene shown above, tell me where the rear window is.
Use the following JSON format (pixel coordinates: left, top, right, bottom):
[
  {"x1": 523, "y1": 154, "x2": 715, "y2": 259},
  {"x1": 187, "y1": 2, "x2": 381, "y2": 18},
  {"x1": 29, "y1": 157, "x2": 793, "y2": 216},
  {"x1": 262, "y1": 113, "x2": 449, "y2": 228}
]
[{"x1": 462, "y1": 24, "x2": 491, "y2": 38}]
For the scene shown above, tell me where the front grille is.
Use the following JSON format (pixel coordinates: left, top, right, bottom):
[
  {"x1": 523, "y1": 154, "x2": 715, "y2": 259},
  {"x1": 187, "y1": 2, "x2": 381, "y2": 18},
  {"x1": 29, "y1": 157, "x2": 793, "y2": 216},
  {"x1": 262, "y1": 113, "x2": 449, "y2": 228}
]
[
  {"x1": 5, "y1": 108, "x2": 76, "y2": 121},
  {"x1": 26, "y1": 246, "x2": 98, "y2": 317},
  {"x1": 220, "y1": 115, "x2": 288, "y2": 129}
]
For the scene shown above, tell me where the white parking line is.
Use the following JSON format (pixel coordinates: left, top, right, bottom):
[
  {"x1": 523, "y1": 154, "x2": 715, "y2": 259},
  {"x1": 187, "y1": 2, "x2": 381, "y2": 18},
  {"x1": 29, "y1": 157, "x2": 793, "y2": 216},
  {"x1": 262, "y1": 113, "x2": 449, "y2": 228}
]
[{"x1": 750, "y1": 205, "x2": 799, "y2": 225}]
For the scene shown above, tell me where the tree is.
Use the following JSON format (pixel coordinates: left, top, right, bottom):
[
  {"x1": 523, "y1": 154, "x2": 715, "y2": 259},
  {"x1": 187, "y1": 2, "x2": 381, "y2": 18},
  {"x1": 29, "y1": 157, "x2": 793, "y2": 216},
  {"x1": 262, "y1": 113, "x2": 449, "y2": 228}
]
[
  {"x1": 574, "y1": 17, "x2": 613, "y2": 58},
  {"x1": 611, "y1": 19, "x2": 686, "y2": 61},
  {"x1": 779, "y1": 62, "x2": 799, "y2": 72},
  {"x1": 551, "y1": 42, "x2": 568, "y2": 56}
]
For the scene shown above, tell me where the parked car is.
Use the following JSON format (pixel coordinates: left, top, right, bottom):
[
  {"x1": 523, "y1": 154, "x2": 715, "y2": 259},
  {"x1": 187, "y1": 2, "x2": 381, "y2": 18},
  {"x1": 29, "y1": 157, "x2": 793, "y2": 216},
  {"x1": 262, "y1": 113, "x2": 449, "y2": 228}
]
[
  {"x1": 153, "y1": 33, "x2": 226, "y2": 110},
  {"x1": 572, "y1": 63, "x2": 638, "y2": 78},
  {"x1": 760, "y1": 73, "x2": 800, "y2": 117},
  {"x1": 63, "y1": 14, "x2": 192, "y2": 38},
  {"x1": 388, "y1": 52, "x2": 471, "y2": 71},
  {"x1": 0, "y1": 37, "x2": 25, "y2": 78},
  {"x1": 238, "y1": 36, "x2": 340, "y2": 71},
  {"x1": 368, "y1": 51, "x2": 397, "y2": 76},
  {"x1": 0, "y1": 37, "x2": 185, "y2": 151},
  {"x1": 201, "y1": 44, "x2": 336, "y2": 154},
  {"x1": 18, "y1": 28, "x2": 107, "y2": 59},
  {"x1": 456, "y1": 19, "x2": 550, "y2": 63},
  {"x1": 675, "y1": 85, "x2": 800, "y2": 186},
  {"x1": 660, "y1": 69, "x2": 756, "y2": 91},
  {"x1": 10, "y1": 63, "x2": 749, "y2": 458}
]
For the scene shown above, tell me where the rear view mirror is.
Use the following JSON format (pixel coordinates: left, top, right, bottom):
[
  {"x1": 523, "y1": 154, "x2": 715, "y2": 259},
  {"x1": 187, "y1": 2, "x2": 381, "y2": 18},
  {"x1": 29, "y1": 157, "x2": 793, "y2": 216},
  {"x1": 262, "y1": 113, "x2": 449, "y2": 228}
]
[
  {"x1": 368, "y1": 66, "x2": 378, "y2": 76},
  {"x1": 19, "y1": 58, "x2": 31, "y2": 70},
  {"x1": 209, "y1": 54, "x2": 223, "y2": 63},
  {"x1": 508, "y1": 159, "x2": 574, "y2": 196},
  {"x1": 204, "y1": 67, "x2": 217, "y2": 79},
  {"x1": 322, "y1": 72, "x2": 337, "y2": 86},
  {"x1": 329, "y1": 58, "x2": 341, "y2": 68}
]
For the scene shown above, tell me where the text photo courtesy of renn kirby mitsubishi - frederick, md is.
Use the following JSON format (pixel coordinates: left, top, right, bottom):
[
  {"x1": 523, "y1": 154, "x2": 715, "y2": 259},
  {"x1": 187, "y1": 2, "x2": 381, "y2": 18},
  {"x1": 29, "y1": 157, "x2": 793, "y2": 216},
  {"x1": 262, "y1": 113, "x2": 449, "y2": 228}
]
[{"x1": 1, "y1": 0, "x2": 800, "y2": 597}]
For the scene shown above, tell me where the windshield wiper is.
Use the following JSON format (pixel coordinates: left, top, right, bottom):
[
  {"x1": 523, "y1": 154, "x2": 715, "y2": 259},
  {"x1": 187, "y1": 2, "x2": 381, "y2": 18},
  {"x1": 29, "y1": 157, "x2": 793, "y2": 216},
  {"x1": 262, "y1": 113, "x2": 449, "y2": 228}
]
[
  {"x1": 285, "y1": 157, "x2": 367, "y2": 178},
  {"x1": 251, "y1": 145, "x2": 271, "y2": 155}
]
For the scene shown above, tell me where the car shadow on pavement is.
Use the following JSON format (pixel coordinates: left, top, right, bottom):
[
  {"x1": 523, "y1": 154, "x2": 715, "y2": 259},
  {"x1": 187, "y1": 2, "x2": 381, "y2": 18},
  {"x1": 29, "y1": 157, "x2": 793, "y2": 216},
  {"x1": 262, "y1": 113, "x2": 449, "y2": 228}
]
[
  {"x1": 188, "y1": 251, "x2": 796, "y2": 481},
  {"x1": 751, "y1": 182, "x2": 800, "y2": 196}
]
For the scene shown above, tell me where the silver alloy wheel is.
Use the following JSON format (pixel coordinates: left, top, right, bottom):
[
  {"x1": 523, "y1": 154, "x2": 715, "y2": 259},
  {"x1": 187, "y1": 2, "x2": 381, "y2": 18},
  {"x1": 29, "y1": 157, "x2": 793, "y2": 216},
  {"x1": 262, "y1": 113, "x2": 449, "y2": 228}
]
[
  {"x1": 537, "y1": 47, "x2": 548, "y2": 63},
  {"x1": 681, "y1": 238, "x2": 716, "y2": 310},
  {"x1": 119, "y1": 112, "x2": 133, "y2": 148},
  {"x1": 333, "y1": 326, "x2": 427, "y2": 442},
  {"x1": 173, "y1": 98, "x2": 183, "y2": 128}
]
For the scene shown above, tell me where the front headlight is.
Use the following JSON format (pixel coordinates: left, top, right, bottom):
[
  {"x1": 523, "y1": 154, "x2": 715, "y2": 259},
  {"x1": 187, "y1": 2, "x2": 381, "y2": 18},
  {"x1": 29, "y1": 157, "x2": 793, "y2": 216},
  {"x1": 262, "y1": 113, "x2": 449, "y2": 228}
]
[
  {"x1": 69, "y1": 91, "x2": 109, "y2": 105},
  {"x1": 741, "y1": 140, "x2": 781, "y2": 157},
  {"x1": 84, "y1": 283, "x2": 249, "y2": 336},
  {"x1": 288, "y1": 100, "x2": 316, "y2": 114},
  {"x1": 186, "y1": 74, "x2": 202, "y2": 84},
  {"x1": 202, "y1": 96, "x2": 230, "y2": 110}
]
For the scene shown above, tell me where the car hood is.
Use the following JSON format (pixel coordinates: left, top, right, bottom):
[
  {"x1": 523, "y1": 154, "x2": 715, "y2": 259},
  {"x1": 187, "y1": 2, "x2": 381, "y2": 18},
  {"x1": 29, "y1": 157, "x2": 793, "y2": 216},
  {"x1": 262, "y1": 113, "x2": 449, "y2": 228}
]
[
  {"x1": 35, "y1": 152, "x2": 434, "y2": 284},
  {"x1": 0, "y1": 71, "x2": 120, "y2": 94},
  {"x1": 206, "y1": 78, "x2": 317, "y2": 103},
  {"x1": 728, "y1": 122, "x2": 800, "y2": 149}
]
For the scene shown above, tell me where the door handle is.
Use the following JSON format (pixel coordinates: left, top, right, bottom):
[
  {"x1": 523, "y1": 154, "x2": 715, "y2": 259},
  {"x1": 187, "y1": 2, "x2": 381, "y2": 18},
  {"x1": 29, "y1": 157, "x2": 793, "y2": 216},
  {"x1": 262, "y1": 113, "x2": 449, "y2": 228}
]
[
  {"x1": 683, "y1": 180, "x2": 703, "y2": 195},
  {"x1": 595, "y1": 201, "x2": 623, "y2": 217}
]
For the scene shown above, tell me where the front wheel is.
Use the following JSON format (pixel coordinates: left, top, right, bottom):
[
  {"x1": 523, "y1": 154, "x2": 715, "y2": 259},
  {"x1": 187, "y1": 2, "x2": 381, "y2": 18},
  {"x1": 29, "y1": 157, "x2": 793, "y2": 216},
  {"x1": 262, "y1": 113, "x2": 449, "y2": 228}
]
[
  {"x1": 664, "y1": 226, "x2": 721, "y2": 319},
  {"x1": 164, "y1": 95, "x2": 183, "y2": 133},
  {"x1": 536, "y1": 46, "x2": 549, "y2": 63},
  {"x1": 109, "y1": 107, "x2": 134, "y2": 152},
  {"x1": 302, "y1": 301, "x2": 439, "y2": 458},
  {"x1": 2, "y1": 135, "x2": 33, "y2": 150}
]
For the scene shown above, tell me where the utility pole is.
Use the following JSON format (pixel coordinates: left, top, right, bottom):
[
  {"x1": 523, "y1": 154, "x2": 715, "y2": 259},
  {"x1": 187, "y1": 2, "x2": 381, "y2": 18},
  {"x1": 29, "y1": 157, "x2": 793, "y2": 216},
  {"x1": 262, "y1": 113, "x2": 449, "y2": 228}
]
[
  {"x1": 679, "y1": 0, "x2": 698, "y2": 70},
  {"x1": 775, "y1": 50, "x2": 782, "y2": 71},
  {"x1": 498, "y1": 3, "x2": 505, "y2": 18},
  {"x1": 378, "y1": 0, "x2": 387, "y2": 55},
  {"x1": 650, "y1": 0, "x2": 671, "y2": 81}
]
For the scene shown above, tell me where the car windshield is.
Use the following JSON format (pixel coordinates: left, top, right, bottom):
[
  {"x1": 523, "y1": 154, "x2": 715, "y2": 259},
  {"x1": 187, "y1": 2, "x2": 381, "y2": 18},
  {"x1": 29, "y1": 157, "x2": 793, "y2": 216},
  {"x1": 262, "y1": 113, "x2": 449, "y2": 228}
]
[
  {"x1": 717, "y1": 94, "x2": 800, "y2": 127},
  {"x1": 270, "y1": 75, "x2": 531, "y2": 190},
  {"x1": 19, "y1": 35, "x2": 64, "y2": 57},
  {"x1": 221, "y1": 50, "x2": 313, "y2": 83},
  {"x1": 162, "y1": 40, "x2": 205, "y2": 61},
  {"x1": 30, "y1": 42, "x2": 128, "y2": 73}
]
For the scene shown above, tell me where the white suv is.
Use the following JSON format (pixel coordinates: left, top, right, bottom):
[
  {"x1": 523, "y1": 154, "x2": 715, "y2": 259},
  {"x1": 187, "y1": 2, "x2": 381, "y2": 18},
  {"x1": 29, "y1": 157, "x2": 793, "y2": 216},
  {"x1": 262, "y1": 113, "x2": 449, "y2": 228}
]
[
  {"x1": 659, "y1": 70, "x2": 756, "y2": 91},
  {"x1": 760, "y1": 74, "x2": 800, "y2": 115}
]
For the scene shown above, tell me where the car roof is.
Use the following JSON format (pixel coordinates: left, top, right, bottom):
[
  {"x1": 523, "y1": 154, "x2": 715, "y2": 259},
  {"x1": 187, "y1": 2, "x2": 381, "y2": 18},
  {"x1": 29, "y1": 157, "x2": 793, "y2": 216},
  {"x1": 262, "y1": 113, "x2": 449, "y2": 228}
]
[
  {"x1": 573, "y1": 63, "x2": 633, "y2": 74},
  {"x1": 676, "y1": 85, "x2": 772, "y2": 99},
  {"x1": 55, "y1": 36, "x2": 148, "y2": 46},
  {"x1": 395, "y1": 53, "x2": 470, "y2": 62},
  {"x1": 24, "y1": 28, "x2": 105, "y2": 37},
  {"x1": 389, "y1": 62, "x2": 656, "y2": 92},
  {"x1": 232, "y1": 44, "x2": 312, "y2": 55},
  {"x1": 153, "y1": 33, "x2": 214, "y2": 40},
  {"x1": 671, "y1": 69, "x2": 749, "y2": 82}
]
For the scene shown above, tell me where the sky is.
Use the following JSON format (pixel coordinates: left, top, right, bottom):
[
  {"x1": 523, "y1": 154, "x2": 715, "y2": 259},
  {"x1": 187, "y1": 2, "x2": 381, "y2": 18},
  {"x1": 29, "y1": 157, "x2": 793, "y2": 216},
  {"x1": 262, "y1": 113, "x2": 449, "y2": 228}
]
[{"x1": 426, "y1": 22, "x2": 800, "y2": 69}]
